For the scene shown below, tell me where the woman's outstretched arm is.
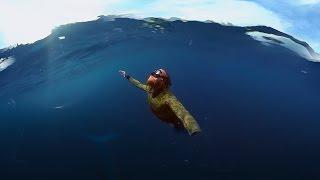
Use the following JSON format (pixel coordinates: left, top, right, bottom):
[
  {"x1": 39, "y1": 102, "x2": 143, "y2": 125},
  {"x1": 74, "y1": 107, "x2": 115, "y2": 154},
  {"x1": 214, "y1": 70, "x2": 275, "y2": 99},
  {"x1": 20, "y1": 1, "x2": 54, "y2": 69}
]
[{"x1": 119, "y1": 70, "x2": 148, "y2": 92}]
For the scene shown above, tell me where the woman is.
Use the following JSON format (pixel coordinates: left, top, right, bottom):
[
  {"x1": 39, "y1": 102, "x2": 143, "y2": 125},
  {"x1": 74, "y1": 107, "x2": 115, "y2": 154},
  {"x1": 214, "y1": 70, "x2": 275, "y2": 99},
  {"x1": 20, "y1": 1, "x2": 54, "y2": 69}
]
[{"x1": 119, "y1": 68, "x2": 201, "y2": 136}]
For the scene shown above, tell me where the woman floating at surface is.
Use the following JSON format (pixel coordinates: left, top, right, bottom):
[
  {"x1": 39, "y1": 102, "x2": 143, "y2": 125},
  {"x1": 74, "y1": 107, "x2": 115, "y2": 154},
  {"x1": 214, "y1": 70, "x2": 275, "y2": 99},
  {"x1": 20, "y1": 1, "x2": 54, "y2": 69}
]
[{"x1": 119, "y1": 68, "x2": 201, "y2": 136}]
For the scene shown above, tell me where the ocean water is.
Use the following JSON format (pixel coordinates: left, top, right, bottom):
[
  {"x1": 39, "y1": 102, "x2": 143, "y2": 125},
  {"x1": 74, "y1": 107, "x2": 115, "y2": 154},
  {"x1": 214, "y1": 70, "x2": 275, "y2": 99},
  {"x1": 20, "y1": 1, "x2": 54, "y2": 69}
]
[{"x1": 1, "y1": 17, "x2": 320, "y2": 179}]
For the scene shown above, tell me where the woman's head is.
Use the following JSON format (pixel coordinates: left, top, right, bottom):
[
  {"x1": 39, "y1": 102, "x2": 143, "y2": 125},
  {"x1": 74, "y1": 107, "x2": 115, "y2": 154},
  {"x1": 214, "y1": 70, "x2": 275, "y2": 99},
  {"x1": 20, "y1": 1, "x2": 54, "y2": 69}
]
[{"x1": 147, "y1": 68, "x2": 172, "y2": 96}]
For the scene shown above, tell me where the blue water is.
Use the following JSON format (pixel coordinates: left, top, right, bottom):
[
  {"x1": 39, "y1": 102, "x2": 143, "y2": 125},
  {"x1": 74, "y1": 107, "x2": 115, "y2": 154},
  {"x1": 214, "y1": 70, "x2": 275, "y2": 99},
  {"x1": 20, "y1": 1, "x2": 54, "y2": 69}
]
[{"x1": 1, "y1": 17, "x2": 320, "y2": 179}]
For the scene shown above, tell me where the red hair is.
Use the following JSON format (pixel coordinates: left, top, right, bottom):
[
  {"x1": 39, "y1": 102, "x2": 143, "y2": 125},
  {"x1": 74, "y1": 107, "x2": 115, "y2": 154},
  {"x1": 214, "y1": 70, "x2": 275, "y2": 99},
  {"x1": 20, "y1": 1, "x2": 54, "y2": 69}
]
[{"x1": 147, "y1": 69, "x2": 172, "y2": 97}]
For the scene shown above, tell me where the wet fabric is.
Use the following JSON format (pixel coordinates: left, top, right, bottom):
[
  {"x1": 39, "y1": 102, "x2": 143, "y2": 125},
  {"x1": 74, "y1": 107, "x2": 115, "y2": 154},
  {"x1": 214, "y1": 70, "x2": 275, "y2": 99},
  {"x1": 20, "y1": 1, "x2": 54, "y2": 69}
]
[{"x1": 128, "y1": 76, "x2": 201, "y2": 135}]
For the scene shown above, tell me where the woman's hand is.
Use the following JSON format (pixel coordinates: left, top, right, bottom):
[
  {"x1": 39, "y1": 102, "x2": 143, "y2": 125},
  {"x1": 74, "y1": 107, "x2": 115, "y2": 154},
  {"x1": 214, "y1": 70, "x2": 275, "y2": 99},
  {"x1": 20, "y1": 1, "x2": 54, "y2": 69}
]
[{"x1": 119, "y1": 70, "x2": 127, "y2": 78}]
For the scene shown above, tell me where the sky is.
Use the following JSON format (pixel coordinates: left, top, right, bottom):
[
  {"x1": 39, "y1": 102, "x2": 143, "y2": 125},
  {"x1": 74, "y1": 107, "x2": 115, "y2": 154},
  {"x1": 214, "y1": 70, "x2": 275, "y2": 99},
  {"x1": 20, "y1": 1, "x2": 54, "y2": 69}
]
[{"x1": 0, "y1": 0, "x2": 319, "y2": 52}]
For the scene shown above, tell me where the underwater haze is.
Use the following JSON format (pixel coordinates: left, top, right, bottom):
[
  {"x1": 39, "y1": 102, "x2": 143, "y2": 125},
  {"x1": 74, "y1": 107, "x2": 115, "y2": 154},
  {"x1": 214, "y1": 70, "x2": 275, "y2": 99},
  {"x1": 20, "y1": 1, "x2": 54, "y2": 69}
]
[{"x1": 1, "y1": 16, "x2": 320, "y2": 179}]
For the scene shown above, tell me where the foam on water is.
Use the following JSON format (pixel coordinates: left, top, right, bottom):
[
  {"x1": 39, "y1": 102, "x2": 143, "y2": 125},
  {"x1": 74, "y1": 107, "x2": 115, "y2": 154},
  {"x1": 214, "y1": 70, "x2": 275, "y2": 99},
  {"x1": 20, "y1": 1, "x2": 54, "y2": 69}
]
[
  {"x1": 246, "y1": 31, "x2": 320, "y2": 62},
  {"x1": 0, "y1": 56, "x2": 15, "y2": 72}
]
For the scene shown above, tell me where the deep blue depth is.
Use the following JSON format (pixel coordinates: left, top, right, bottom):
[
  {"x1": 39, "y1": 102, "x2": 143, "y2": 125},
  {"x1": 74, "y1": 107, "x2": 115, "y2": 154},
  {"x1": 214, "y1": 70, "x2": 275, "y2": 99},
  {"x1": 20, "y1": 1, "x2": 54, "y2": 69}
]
[{"x1": 1, "y1": 17, "x2": 320, "y2": 180}]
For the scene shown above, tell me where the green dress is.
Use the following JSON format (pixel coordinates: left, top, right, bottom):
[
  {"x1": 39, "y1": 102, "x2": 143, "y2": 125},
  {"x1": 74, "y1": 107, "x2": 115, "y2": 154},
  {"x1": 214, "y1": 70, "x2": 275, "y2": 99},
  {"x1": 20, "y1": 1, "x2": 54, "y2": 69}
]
[{"x1": 128, "y1": 76, "x2": 201, "y2": 136}]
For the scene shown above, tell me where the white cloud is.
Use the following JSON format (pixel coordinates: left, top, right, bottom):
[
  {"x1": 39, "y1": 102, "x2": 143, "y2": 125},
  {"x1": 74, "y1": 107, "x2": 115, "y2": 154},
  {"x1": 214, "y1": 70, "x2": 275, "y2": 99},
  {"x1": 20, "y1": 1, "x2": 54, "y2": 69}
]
[
  {"x1": 0, "y1": 0, "x2": 121, "y2": 47},
  {"x1": 297, "y1": 0, "x2": 320, "y2": 5},
  {"x1": 130, "y1": 0, "x2": 289, "y2": 31}
]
